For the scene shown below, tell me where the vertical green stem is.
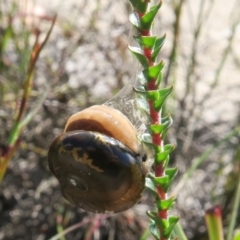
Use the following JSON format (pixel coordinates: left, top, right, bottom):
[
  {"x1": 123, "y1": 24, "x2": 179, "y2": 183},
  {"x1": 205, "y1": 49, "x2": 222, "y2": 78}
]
[
  {"x1": 128, "y1": 1, "x2": 178, "y2": 239},
  {"x1": 0, "y1": 15, "x2": 56, "y2": 184},
  {"x1": 205, "y1": 206, "x2": 224, "y2": 240},
  {"x1": 226, "y1": 162, "x2": 240, "y2": 240}
]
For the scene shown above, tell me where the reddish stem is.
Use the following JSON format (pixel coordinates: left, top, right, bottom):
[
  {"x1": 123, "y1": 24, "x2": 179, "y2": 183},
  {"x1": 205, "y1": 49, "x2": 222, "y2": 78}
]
[{"x1": 138, "y1": 11, "x2": 168, "y2": 239}]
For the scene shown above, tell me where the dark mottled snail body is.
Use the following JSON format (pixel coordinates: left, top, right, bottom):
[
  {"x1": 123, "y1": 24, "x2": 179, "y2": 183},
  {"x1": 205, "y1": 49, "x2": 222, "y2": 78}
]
[{"x1": 48, "y1": 105, "x2": 146, "y2": 213}]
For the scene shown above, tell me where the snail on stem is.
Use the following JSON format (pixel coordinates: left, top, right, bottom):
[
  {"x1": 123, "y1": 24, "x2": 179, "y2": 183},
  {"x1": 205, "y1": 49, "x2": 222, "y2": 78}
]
[{"x1": 48, "y1": 105, "x2": 147, "y2": 213}]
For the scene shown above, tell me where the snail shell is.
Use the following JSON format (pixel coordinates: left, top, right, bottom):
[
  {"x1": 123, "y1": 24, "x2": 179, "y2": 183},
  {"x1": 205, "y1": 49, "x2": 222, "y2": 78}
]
[{"x1": 48, "y1": 105, "x2": 146, "y2": 213}]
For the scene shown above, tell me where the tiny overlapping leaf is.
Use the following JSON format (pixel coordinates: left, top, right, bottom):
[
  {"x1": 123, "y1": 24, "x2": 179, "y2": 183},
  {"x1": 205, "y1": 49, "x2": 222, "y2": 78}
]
[
  {"x1": 161, "y1": 115, "x2": 173, "y2": 127},
  {"x1": 134, "y1": 36, "x2": 157, "y2": 49},
  {"x1": 149, "y1": 120, "x2": 173, "y2": 135},
  {"x1": 147, "y1": 211, "x2": 158, "y2": 221},
  {"x1": 141, "y1": 133, "x2": 157, "y2": 149},
  {"x1": 133, "y1": 85, "x2": 146, "y2": 94},
  {"x1": 163, "y1": 167, "x2": 177, "y2": 192},
  {"x1": 156, "y1": 197, "x2": 176, "y2": 211},
  {"x1": 142, "y1": 61, "x2": 164, "y2": 81},
  {"x1": 163, "y1": 216, "x2": 179, "y2": 238},
  {"x1": 128, "y1": 0, "x2": 148, "y2": 14},
  {"x1": 147, "y1": 208, "x2": 179, "y2": 239},
  {"x1": 149, "y1": 123, "x2": 165, "y2": 134},
  {"x1": 152, "y1": 35, "x2": 166, "y2": 61},
  {"x1": 129, "y1": 46, "x2": 149, "y2": 68},
  {"x1": 156, "y1": 152, "x2": 168, "y2": 163},
  {"x1": 135, "y1": 96, "x2": 150, "y2": 117},
  {"x1": 149, "y1": 221, "x2": 160, "y2": 240},
  {"x1": 145, "y1": 177, "x2": 157, "y2": 196},
  {"x1": 153, "y1": 86, "x2": 173, "y2": 112},
  {"x1": 129, "y1": 12, "x2": 141, "y2": 29},
  {"x1": 140, "y1": 3, "x2": 162, "y2": 30},
  {"x1": 165, "y1": 167, "x2": 178, "y2": 182},
  {"x1": 146, "y1": 90, "x2": 159, "y2": 101},
  {"x1": 153, "y1": 176, "x2": 169, "y2": 188},
  {"x1": 164, "y1": 144, "x2": 175, "y2": 153},
  {"x1": 156, "y1": 144, "x2": 175, "y2": 162}
]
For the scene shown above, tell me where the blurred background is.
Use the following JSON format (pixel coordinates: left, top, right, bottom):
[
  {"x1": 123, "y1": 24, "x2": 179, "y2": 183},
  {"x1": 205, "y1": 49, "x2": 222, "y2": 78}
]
[{"x1": 0, "y1": 0, "x2": 240, "y2": 239}]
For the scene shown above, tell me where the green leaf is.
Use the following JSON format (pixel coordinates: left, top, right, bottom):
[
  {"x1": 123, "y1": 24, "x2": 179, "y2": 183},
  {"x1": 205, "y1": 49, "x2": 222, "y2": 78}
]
[
  {"x1": 148, "y1": 173, "x2": 170, "y2": 189},
  {"x1": 142, "y1": 61, "x2": 164, "y2": 81},
  {"x1": 163, "y1": 216, "x2": 179, "y2": 238},
  {"x1": 128, "y1": 46, "x2": 149, "y2": 68},
  {"x1": 153, "y1": 176, "x2": 169, "y2": 188},
  {"x1": 141, "y1": 133, "x2": 157, "y2": 149},
  {"x1": 149, "y1": 123, "x2": 165, "y2": 134},
  {"x1": 145, "y1": 177, "x2": 157, "y2": 196},
  {"x1": 172, "y1": 222, "x2": 189, "y2": 240},
  {"x1": 152, "y1": 34, "x2": 166, "y2": 61},
  {"x1": 165, "y1": 167, "x2": 178, "y2": 182},
  {"x1": 128, "y1": 0, "x2": 148, "y2": 14},
  {"x1": 133, "y1": 86, "x2": 146, "y2": 94},
  {"x1": 163, "y1": 155, "x2": 170, "y2": 170},
  {"x1": 156, "y1": 144, "x2": 175, "y2": 162},
  {"x1": 156, "y1": 70, "x2": 163, "y2": 87},
  {"x1": 129, "y1": 12, "x2": 141, "y2": 29},
  {"x1": 161, "y1": 115, "x2": 173, "y2": 126},
  {"x1": 153, "y1": 86, "x2": 173, "y2": 112},
  {"x1": 149, "y1": 221, "x2": 160, "y2": 240},
  {"x1": 146, "y1": 210, "x2": 158, "y2": 220},
  {"x1": 149, "y1": 116, "x2": 173, "y2": 136},
  {"x1": 146, "y1": 90, "x2": 159, "y2": 101},
  {"x1": 145, "y1": 86, "x2": 172, "y2": 112},
  {"x1": 147, "y1": 212, "x2": 178, "y2": 238},
  {"x1": 138, "y1": 72, "x2": 148, "y2": 85},
  {"x1": 134, "y1": 36, "x2": 157, "y2": 49},
  {"x1": 156, "y1": 152, "x2": 169, "y2": 164},
  {"x1": 156, "y1": 218, "x2": 168, "y2": 229},
  {"x1": 135, "y1": 96, "x2": 150, "y2": 118},
  {"x1": 156, "y1": 197, "x2": 176, "y2": 211},
  {"x1": 140, "y1": 3, "x2": 162, "y2": 30},
  {"x1": 164, "y1": 144, "x2": 175, "y2": 153},
  {"x1": 141, "y1": 133, "x2": 153, "y2": 143}
]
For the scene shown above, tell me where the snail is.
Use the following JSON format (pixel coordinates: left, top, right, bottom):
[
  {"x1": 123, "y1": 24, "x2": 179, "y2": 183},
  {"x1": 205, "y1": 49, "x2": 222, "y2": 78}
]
[{"x1": 48, "y1": 105, "x2": 147, "y2": 213}]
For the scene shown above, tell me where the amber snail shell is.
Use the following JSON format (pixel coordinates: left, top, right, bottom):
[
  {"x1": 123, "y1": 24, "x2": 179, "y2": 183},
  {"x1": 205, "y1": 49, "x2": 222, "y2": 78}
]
[{"x1": 48, "y1": 105, "x2": 146, "y2": 213}]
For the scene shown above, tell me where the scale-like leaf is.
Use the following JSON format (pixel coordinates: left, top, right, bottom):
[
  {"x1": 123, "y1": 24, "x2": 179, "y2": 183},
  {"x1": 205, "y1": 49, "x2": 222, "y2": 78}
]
[
  {"x1": 129, "y1": 12, "x2": 141, "y2": 29},
  {"x1": 142, "y1": 61, "x2": 164, "y2": 81},
  {"x1": 153, "y1": 176, "x2": 169, "y2": 188},
  {"x1": 165, "y1": 167, "x2": 178, "y2": 182},
  {"x1": 156, "y1": 197, "x2": 176, "y2": 211},
  {"x1": 163, "y1": 216, "x2": 179, "y2": 238},
  {"x1": 156, "y1": 145, "x2": 175, "y2": 162},
  {"x1": 128, "y1": 0, "x2": 148, "y2": 13},
  {"x1": 145, "y1": 177, "x2": 157, "y2": 197},
  {"x1": 134, "y1": 36, "x2": 157, "y2": 49},
  {"x1": 147, "y1": 90, "x2": 159, "y2": 101},
  {"x1": 149, "y1": 221, "x2": 160, "y2": 240},
  {"x1": 153, "y1": 86, "x2": 173, "y2": 112},
  {"x1": 152, "y1": 35, "x2": 166, "y2": 61},
  {"x1": 140, "y1": 3, "x2": 162, "y2": 30},
  {"x1": 129, "y1": 46, "x2": 149, "y2": 68}
]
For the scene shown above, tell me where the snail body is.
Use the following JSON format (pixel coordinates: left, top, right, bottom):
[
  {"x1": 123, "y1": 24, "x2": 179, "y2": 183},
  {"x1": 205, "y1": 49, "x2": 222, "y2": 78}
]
[{"x1": 48, "y1": 105, "x2": 146, "y2": 213}]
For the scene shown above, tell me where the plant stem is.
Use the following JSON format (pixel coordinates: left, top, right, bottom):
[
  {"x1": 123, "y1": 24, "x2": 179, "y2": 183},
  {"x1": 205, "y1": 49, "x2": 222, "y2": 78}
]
[
  {"x1": 226, "y1": 161, "x2": 240, "y2": 240},
  {"x1": 0, "y1": 15, "x2": 56, "y2": 184},
  {"x1": 128, "y1": 1, "x2": 178, "y2": 238},
  {"x1": 138, "y1": 7, "x2": 169, "y2": 240},
  {"x1": 205, "y1": 206, "x2": 224, "y2": 240}
]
